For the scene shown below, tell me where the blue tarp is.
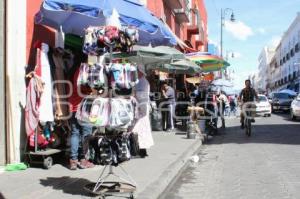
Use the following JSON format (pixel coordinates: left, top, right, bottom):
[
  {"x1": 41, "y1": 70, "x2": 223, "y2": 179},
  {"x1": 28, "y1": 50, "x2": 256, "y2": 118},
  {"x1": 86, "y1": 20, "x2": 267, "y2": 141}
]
[{"x1": 35, "y1": 0, "x2": 177, "y2": 46}]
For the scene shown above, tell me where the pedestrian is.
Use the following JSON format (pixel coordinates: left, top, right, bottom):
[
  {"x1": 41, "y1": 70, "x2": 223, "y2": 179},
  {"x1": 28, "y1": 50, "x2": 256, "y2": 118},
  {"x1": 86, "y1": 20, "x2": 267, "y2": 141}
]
[
  {"x1": 229, "y1": 94, "x2": 237, "y2": 116},
  {"x1": 216, "y1": 90, "x2": 229, "y2": 128},
  {"x1": 161, "y1": 81, "x2": 176, "y2": 132},
  {"x1": 68, "y1": 64, "x2": 95, "y2": 170}
]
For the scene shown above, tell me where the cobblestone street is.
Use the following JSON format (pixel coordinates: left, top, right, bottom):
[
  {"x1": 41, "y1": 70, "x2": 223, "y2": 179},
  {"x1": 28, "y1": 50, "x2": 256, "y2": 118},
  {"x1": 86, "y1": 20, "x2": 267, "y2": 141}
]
[{"x1": 164, "y1": 113, "x2": 300, "y2": 199}]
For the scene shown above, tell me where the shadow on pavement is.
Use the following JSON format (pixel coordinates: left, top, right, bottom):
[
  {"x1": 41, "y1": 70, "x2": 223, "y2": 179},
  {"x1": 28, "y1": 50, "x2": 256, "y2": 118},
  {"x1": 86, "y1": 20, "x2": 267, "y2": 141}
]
[
  {"x1": 208, "y1": 123, "x2": 300, "y2": 145},
  {"x1": 39, "y1": 176, "x2": 95, "y2": 197},
  {"x1": 0, "y1": 192, "x2": 6, "y2": 199}
]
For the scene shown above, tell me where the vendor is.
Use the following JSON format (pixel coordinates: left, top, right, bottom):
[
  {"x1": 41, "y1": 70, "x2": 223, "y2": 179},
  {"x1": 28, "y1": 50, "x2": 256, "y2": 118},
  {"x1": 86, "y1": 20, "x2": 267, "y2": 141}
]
[
  {"x1": 161, "y1": 81, "x2": 176, "y2": 132},
  {"x1": 68, "y1": 61, "x2": 95, "y2": 170}
]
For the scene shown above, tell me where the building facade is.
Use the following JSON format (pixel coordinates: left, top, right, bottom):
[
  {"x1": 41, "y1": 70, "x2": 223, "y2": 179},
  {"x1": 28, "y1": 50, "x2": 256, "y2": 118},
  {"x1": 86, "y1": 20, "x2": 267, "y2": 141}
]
[
  {"x1": 144, "y1": 0, "x2": 208, "y2": 51},
  {"x1": 268, "y1": 13, "x2": 300, "y2": 93},
  {"x1": 1, "y1": 0, "x2": 60, "y2": 165},
  {"x1": 257, "y1": 47, "x2": 275, "y2": 93}
]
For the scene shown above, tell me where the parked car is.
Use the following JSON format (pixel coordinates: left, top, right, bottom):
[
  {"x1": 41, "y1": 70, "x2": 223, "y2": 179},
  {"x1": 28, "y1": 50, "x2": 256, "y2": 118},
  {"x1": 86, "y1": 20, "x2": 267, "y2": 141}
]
[
  {"x1": 290, "y1": 94, "x2": 300, "y2": 120},
  {"x1": 270, "y1": 92, "x2": 296, "y2": 112},
  {"x1": 256, "y1": 95, "x2": 272, "y2": 117}
]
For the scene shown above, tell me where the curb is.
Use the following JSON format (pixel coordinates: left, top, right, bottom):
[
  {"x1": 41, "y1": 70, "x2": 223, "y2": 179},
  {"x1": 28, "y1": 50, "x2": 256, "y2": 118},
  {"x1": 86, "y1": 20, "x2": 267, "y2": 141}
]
[{"x1": 137, "y1": 137, "x2": 203, "y2": 199}]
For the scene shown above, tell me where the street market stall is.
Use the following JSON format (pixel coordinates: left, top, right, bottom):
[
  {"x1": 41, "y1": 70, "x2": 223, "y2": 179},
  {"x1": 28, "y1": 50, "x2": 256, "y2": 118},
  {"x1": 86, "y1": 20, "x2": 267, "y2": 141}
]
[{"x1": 24, "y1": 0, "x2": 203, "y2": 198}]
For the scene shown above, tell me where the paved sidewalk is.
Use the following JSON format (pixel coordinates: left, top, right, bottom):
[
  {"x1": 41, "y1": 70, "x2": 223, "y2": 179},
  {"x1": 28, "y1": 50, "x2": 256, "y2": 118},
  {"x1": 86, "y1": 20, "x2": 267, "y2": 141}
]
[{"x1": 0, "y1": 130, "x2": 202, "y2": 199}]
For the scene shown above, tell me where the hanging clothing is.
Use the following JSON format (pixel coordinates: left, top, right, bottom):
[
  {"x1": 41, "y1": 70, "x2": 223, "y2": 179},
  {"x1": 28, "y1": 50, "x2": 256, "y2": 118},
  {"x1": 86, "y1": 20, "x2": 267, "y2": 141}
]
[
  {"x1": 52, "y1": 48, "x2": 71, "y2": 120},
  {"x1": 25, "y1": 76, "x2": 44, "y2": 136},
  {"x1": 132, "y1": 76, "x2": 154, "y2": 149},
  {"x1": 39, "y1": 43, "x2": 55, "y2": 123}
]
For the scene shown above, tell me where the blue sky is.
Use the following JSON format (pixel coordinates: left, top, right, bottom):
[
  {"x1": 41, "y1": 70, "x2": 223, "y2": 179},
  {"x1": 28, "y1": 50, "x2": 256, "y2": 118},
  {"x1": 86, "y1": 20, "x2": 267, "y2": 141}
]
[{"x1": 204, "y1": 0, "x2": 300, "y2": 89}]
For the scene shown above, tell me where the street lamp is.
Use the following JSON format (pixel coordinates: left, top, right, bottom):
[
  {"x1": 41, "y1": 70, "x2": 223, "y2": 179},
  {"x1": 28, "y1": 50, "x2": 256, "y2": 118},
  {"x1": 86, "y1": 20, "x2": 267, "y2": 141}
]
[
  {"x1": 225, "y1": 50, "x2": 235, "y2": 61},
  {"x1": 220, "y1": 8, "x2": 236, "y2": 58}
]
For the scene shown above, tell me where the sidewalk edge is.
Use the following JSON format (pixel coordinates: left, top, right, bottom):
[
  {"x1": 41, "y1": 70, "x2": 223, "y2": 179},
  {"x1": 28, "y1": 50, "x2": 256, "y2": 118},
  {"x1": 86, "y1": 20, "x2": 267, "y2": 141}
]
[{"x1": 137, "y1": 138, "x2": 203, "y2": 199}]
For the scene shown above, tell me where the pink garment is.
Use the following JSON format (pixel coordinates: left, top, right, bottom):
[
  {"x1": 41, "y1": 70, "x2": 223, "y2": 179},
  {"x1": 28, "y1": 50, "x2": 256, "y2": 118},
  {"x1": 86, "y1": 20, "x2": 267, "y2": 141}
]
[{"x1": 25, "y1": 77, "x2": 43, "y2": 136}]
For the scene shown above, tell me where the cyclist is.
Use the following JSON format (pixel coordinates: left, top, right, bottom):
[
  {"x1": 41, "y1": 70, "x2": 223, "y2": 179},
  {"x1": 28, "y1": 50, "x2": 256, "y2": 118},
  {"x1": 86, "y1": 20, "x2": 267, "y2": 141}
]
[{"x1": 239, "y1": 80, "x2": 259, "y2": 129}]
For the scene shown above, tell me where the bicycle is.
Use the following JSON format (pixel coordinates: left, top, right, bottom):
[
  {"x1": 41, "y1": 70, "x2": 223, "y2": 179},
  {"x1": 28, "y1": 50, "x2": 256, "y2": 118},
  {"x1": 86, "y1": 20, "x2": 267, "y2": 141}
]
[
  {"x1": 243, "y1": 103, "x2": 257, "y2": 137},
  {"x1": 244, "y1": 110, "x2": 252, "y2": 137}
]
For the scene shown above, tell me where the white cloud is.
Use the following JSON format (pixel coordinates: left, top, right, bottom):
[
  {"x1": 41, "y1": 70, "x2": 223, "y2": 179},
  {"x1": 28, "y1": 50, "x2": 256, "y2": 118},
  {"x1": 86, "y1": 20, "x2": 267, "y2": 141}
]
[
  {"x1": 257, "y1": 28, "x2": 266, "y2": 34},
  {"x1": 224, "y1": 20, "x2": 254, "y2": 40},
  {"x1": 233, "y1": 52, "x2": 242, "y2": 58},
  {"x1": 268, "y1": 35, "x2": 281, "y2": 47}
]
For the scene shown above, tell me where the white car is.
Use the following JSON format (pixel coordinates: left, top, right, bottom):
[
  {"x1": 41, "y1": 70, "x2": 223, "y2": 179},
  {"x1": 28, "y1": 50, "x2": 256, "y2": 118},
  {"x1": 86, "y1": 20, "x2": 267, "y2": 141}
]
[
  {"x1": 256, "y1": 95, "x2": 272, "y2": 117},
  {"x1": 290, "y1": 94, "x2": 300, "y2": 120}
]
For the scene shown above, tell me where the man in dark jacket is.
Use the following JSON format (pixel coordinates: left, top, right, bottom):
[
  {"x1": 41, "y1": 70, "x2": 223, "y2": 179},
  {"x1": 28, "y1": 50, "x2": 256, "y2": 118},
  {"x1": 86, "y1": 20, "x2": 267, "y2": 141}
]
[{"x1": 239, "y1": 79, "x2": 259, "y2": 129}]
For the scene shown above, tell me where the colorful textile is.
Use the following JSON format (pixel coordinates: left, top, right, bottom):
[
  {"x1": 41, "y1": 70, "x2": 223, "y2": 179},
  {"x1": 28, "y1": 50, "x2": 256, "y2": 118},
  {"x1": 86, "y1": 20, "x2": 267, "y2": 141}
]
[
  {"x1": 25, "y1": 76, "x2": 43, "y2": 136},
  {"x1": 83, "y1": 26, "x2": 139, "y2": 56}
]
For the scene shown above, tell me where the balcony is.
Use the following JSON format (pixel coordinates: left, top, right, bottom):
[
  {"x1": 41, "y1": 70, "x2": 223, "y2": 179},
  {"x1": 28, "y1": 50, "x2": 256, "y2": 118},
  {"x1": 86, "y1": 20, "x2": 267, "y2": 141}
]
[
  {"x1": 174, "y1": 7, "x2": 190, "y2": 23},
  {"x1": 163, "y1": 0, "x2": 184, "y2": 9},
  {"x1": 187, "y1": 24, "x2": 199, "y2": 34},
  {"x1": 195, "y1": 34, "x2": 204, "y2": 45}
]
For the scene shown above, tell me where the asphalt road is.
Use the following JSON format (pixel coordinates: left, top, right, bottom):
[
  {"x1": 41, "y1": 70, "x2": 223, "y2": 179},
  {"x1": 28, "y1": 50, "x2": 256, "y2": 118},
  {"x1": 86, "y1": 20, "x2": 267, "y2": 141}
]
[{"x1": 163, "y1": 113, "x2": 300, "y2": 199}]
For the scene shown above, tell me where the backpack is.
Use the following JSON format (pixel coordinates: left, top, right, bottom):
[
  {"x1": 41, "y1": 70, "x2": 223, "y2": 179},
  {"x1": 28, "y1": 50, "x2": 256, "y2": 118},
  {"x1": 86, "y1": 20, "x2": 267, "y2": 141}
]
[
  {"x1": 110, "y1": 98, "x2": 134, "y2": 128},
  {"x1": 110, "y1": 63, "x2": 138, "y2": 90},
  {"x1": 87, "y1": 63, "x2": 108, "y2": 89},
  {"x1": 77, "y1": 63, "x2": 89, "y2": 86},
  {"x1": 89, "y1": 97, "x2": 110, "y2": 127}
]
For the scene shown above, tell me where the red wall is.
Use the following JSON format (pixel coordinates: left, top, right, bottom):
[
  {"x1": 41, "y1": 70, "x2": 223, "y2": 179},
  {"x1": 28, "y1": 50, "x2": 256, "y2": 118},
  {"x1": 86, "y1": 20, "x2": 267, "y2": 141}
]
[
  {"x1": 26, "y1": 0, "x2": 55, "y2": 69},
  {"x1": 146, "y1": 0, "x2": 208, "y2": 51}
]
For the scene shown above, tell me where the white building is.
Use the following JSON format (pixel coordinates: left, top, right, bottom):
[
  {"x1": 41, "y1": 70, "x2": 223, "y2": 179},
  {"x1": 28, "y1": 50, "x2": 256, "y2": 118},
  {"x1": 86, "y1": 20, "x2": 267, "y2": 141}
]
[
  {"x1": 257, "y1": 47, "x2": 275, "y2": 93},
  {"x1": 270, "y1": 13, "x2": 300, "y2": 93}
]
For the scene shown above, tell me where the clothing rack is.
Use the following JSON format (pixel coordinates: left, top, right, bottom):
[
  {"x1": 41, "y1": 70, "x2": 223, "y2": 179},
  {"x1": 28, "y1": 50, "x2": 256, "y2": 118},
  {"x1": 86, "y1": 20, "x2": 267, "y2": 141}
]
[{"x1": 83, "y1": 43, "x2": 137, "y2": 198}]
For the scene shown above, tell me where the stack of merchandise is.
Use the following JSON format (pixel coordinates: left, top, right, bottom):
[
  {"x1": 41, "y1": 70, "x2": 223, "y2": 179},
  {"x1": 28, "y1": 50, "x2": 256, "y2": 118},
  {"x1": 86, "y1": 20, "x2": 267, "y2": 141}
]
[{"x1": 77, "y1": 25, "x2": 140, "y2": 165}]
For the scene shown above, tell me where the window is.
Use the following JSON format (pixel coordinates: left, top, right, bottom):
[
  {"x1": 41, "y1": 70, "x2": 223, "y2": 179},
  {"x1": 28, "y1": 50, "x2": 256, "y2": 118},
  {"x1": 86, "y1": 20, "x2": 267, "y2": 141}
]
[
  {"x1": 291, "y1": 49, "x2": 295, "y2": 57},
  {"x1": 283, "y1": 57, "x2": 286, "y2": 63},
  {"x1": 258, "y1": 96, "x2": 268, "y2": 102},
  {"x1": 295, "y1": 43, "x2": 299, "y2": 52},
  {"x1": 286, "y1": 53, "x2": 290, "y2": 60},
  {"x1": 273, "y1": 93, "x2": 290, "y2": 99}
]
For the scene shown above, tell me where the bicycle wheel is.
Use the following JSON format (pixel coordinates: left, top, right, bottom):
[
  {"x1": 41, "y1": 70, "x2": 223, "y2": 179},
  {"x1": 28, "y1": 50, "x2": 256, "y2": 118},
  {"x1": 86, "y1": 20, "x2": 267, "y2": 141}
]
[{"x1": 247, "y1": 119, "x2": 251, "y2": 137}]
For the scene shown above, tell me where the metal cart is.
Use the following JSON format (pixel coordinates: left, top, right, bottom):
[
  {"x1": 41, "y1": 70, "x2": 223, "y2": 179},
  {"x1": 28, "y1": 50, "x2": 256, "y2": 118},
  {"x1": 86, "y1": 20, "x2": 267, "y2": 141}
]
[{"x1": 24, "y1": 129, "x2": 62, "y2": 169}]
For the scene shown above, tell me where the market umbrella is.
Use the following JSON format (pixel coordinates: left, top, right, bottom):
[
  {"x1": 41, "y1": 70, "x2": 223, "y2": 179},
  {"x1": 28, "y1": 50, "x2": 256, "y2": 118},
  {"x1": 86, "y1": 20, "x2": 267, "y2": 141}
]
[
  {"x1": 186, "y1": 52, "x2": 230, "y2": 72},
  {"x1": 279, "y1": 89, "x2": 297, "y2": 96},
  {"x1": 211, "y1": 78, "x2": 233, "y2": 87},
  {"x1": 35, "y1": 0, "x2": 177, "y2": 46},
  {"x1": 155, "y1": 59, "x2": 202, "y2": 75},
  {"x1": 185, "y1": 77, "x2": 201, "y2": 84},
  {"x1": 112, "y1": 45, "x2": 185, "y2": 65}
]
